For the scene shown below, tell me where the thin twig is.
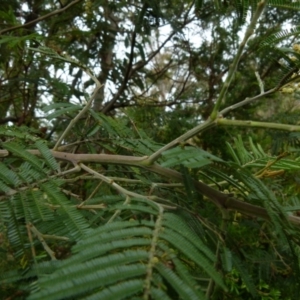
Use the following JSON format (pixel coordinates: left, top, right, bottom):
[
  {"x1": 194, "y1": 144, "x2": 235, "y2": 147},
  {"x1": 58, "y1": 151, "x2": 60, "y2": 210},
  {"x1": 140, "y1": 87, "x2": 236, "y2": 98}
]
[
  {"x1": 101, "y1": 30, "x2": 178, "y2": 114},
  {"x1": 29, "y1": 223, "x2": 57, "y2": 260},
  {"x1": 219, "y1": 56, "x2": 298, "y2": 117},
  {"x1": 79, "y1": 163, "x2": 152, "y2": 200},
  {"x1": 28, "y1": 44, "x2": 103, "y2": 151},
  {"x1": 145, "y1": 119, "x2": 215, "y2": 164},
  {"x1": 143, "y1": 204, "x2": 164, "y2": 300},
  {"x1": 77, "y1": 180, "x2": 103, "y2": 208},
  {"x1": 26, "y1": 223, "x2": 36, "y2": 261},
  {"x1": 255, "y1": 71, "x2": 265, "y2": 93},
  {"x1": 210, "y1": 0, "x2": 268, "y2": 120},
  {"x1": 0, "y1": 0, "x2": 83, "y2": 35},
  {"x1": 106, "y1": 195, "x2": 131, "y2": 224},
  {"x1": 219, "y1": 87, "x2": 277, "y2": 116},
  {"x1": 53, "y1": 84, "x2": 102, "y2": 150},
  {"x1": 217, "y1": 118, "x2": 300, "y2": 132}
]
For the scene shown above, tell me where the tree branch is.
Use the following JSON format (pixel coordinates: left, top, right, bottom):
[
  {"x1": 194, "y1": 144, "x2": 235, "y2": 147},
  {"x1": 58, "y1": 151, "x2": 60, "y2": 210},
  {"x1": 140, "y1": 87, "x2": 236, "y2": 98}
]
[
  {"x1": 53, "y1": 84, "x2": 102, "y2": 150},
  {"x1": 145, "y1": 119, "x2": 215, "y2": 164},
  {"x1": 101, "y1": 30, "x2": 178, "y2": 114},
  {"x1": 0, "y1": 0, "x2": 83, "y2": 35},
  {"x1": 1, "y1": 149, "x2": 299, "y2": 226},
  {"x1": 217, "y1": 118, "x2": 300, "y2": 132},
  {"x1": 210, "y1": 0, "x2": 268, "y2": 120}
]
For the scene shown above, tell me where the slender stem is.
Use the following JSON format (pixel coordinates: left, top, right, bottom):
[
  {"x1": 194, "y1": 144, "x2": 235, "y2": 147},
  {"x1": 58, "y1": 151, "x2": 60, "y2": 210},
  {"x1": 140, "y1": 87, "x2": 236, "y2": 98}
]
[
  {"x1": 219, "y1": 87, "x2": 277, "y2": 116},
  {"x1": 143, "y1": 204, "x2": 164, "y2": 300},
  {"x1": 210, "y1": 0, "x2": 268, "y2": 120},
  {"x1": 29, "y1": 44, "x2": 103, "y2": 151},
  {"x1": 29, "y1": 223, "x2": 57, "y2": 260},
  {"x1": 26, "y1": 223, "x2": 37, "y2": 264},
  {"x1": 217, "y1": 118, "x2": 300, "y2": 132},
  {"x1": 206, "y1": 207, "x2": 229, "y2": 298},
  {"x1": 2, "y1": 149, "x2": 300, "y2": 225},
  {"x1": 53, "y1": 84, "x2": 102, "y2": 150},
  {"x1": 218, "y1": 65, "x2": 296, "y2": 117},
  {"x1": 146, "y1": 119, "x2": 215, "y2": 165},
  {"x1": 106, "y1": 196, "x2": 131, "y2": 224},
  {"x1": 255, "y1": 71, "x2": 264, "y2": 93},
  {"x1": 79, "y1": 163, "x2": 152, "y2": 200},
  {"x1": 0, "y1": 0, "x2": 83, "y2": 35}
]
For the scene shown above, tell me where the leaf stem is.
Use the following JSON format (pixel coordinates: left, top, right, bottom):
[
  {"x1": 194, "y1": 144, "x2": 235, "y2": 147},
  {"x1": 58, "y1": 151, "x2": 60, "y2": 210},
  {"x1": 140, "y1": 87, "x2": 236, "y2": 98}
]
[
  {"x1": 53, "y1": 84, "x2": 102, "y2": 150},
  {"x1": 2, "y1": 149, "x2": 300, "y2": 225},
  {"x1": 217, "y1": 118, "x2": 300, "y2": 132},
  {"x1": 143, "y1": 204, "x2": 164, "y2": 300},
  {"x1": 145, "y1": 119, "x2": 215, "y2": 165},
  {"x1": 219, "y1": 87, "x2": 277, "y2": 116},
  {"x1": 0, "y1": 0, "x2": 83, "y2": 35},
  {"x1": 210, "y1": 0, "x2": 268, "y2": 120}
]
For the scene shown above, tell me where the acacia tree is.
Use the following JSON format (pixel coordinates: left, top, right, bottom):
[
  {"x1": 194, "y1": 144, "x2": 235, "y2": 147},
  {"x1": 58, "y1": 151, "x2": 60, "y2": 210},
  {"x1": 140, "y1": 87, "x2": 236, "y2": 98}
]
[{"x1": 1, "y1": 0, "x2": 300, "y2": 299}]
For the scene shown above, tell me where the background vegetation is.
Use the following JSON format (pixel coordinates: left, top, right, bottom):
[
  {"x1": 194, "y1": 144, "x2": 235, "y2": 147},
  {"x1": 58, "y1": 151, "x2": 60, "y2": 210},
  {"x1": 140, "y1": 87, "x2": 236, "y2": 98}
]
[{"x1": 1, "y1": 0, "x2": 300, "y2": 299}]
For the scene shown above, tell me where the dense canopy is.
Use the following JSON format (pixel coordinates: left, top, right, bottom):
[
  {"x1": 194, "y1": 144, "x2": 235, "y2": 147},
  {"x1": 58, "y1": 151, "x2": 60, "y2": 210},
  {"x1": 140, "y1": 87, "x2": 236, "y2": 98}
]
[{"x1": 1, "y1": 0, "x2": 300, "y2": 299}]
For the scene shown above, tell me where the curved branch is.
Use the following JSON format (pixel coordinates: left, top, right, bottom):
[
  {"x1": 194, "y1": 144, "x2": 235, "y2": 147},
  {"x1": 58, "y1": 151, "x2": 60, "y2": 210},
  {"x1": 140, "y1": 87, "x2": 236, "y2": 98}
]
[
  {"x1": 219, "y1": 66, "x2": 297, "y2": 117},
  {"x1": 210, "y1": 0, "x2": 268, "y2": 120},
  {"x1": 145, "y1": 119, "x2": 215, "y2": 164},
  {"x1": 1, "y1": 149, "x2": 299, "y2": 226},
  {"x1": 53, "y1": 83, "x2": 102, "y2": 150},
  {"x1": 0, "y1": 0, "x2": 83, "y2": 35},
  {"x1": 101, "y1": 29, "x2": 178, "y2": 114}
]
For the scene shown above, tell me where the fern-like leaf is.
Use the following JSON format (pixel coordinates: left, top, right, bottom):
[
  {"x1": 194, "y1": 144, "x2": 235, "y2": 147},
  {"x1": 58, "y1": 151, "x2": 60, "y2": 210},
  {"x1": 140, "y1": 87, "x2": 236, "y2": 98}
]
[
  {"x1": 161, "y1": 146, "x2": 222, "y2": 168},
  {"x1": 26, "y1": 211, "x2": 224, "y2": 299}
]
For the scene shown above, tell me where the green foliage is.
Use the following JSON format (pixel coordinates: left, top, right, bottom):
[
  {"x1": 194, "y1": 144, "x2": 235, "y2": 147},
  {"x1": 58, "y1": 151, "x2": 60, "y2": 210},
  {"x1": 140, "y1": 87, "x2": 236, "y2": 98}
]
[
  {"x1": 0, "y1": 145, "x2": 222, "y2": 299},
  {"x1": 2, "y1": 0, "x2": 300, "y2": 299},
  {"x1": 161, "y1": 146, "x2": 222, "y2": 168},
  {"x1": 226, "y1": 135, "x2": 300, "y2": 170},
  {"x1": 26, "y1": 213, "x2": 222, "y2": 300}
]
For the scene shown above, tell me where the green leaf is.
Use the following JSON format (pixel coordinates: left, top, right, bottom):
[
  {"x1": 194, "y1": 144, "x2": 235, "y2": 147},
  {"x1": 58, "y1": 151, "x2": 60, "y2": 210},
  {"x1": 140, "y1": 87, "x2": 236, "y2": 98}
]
[
  {"x1": 221, "y1": 247, "x2": 232, "y2": 272},
  {"x1": 2, "y1": 142, "x2": 43, "y2": 172},
  {"x1": 155, "y1": 263, "x2": 205, "y2": 300},
  {"x1": 35, "y1": 140, "x2": 59, "y2": 171},
  {"x1": 28, "y1": 263, "x2": 147, "y2": 300},
  {"x1": 84, "y1": 279, "x2": 144, "y2": 300},
  {"x1": 161, "y1": 146, "x2": 222, "y2": 168},
  {"x1": 43, "y1": 104, "x2": 81, "y2": 119}
]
